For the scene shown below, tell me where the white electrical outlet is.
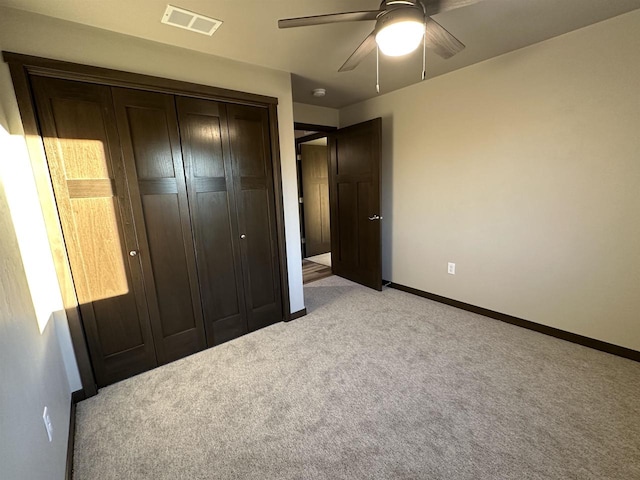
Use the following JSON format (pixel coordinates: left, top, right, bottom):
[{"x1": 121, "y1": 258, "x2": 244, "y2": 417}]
[
  {"x1": 43, "y1": 406, "x2": 53, "y2": 442},
  {"x1": 448, "y1": 262, "x2": 456, "y2": 275}
]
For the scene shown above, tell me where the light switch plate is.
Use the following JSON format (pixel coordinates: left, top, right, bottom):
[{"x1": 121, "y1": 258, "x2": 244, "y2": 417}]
[{"x1": 448, "y1": 262, "x2": 456, "y2": 275}]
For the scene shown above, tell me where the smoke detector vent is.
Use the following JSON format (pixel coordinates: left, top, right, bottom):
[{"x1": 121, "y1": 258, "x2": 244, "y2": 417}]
[{"x1": 161, "y1": 5, "x2": 222, "y2": 36}]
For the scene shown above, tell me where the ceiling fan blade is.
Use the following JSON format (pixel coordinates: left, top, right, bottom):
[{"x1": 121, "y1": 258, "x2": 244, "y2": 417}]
[
  {"x1": 426, "y1": 0, "x2": 481, "y2": 16},
  {"x1": 425, "y1": 18, "x2": 465, "y2": 59},
  {"x1": 278, "y1": 10, "x2": 380, "y2": 29},
  {"x1": 339, "y1": 31, "x2": 377, "y2": 72}
]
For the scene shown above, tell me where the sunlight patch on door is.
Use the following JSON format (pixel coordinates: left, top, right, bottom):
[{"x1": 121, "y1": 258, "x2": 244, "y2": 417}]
[{"x1": 57, "y1": 137, "x2": 130, "y2": 303}]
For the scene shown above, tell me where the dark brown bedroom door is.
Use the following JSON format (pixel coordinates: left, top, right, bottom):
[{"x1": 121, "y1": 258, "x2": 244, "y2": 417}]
[{"x1": 328, "y1": 118, "x2": 382, "y2": 291}]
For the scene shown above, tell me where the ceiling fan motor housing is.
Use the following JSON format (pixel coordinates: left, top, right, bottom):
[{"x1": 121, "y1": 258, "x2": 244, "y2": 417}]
[
  {"x1": 381, "y1": 0, "x2": 425, "y2": 11},
  {"x1": 375, "y1": 4, "x2": 425, "y2": 36}
]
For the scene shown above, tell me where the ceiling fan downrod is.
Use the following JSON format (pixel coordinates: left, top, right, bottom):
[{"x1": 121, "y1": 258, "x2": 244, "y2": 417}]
[
  {"x1": 422, "y1": 24, "x2": 427, "y2": 81},
  {"x1": 376, "y1": 46, "x2": 380, "y2": 93}
]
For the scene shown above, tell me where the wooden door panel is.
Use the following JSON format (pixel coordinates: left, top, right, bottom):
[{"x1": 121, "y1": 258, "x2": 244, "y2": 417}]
[
  {"x1": 335, "y1": 132, "x2": 372, "y2": 176},
  {"x1": 357, "y1": 181, "x2": 376, "y2": 267},
  {"x1": 194, "y1": 191, "x2": 244, "y2": 338},
  {"x1": 227, "y1": 104, "x2": 283, "y2": 331},
  {"x1": 329, "y1": 118, "x2": 382, "y2": 290},
  {"x1": 126, "y1": 107, "x2": 177, "y2": 178},
  {"x1": 68, "y1": 197, "x2": 128, "y2": 301},
  {"x1": 176, "y1": 97, "x2": 247, "y2": 345},
  {"x1": 301, "y1": 144, "x2": 330, "y2": 257},
  {"x1": 31, "y1": 76, "x2": 157, "y2": 387},
  {"x1": 91, "y1": 291, "x2": 144, "y2": 355},
  {"x1": 336, "y1": 182, "x2": 357, "y2": 265},
  {"x1": 49, "y1": 99, "x2": 111, "y2": 178},
  {"x1": 306, "y1": 182, "x2": 325, "y2": 254},
  {"x1": 242, "y1": 189, "x2": 276, "y2": 308},
  {"x1": 188, "y1": 114, "x2": 225, "y2": 178},
  {"x1": 140, "y1": 194, "x2": 197, "y2": 337},
  {"x1": 69, "y1": 196, "x2": 144, "y2": 355},
  {"x1": 113, "y1": 88, "x2": 207, "y2": 363},
  {"x1": 234, "y1": 119, "x2": 267, "y2": 177},
  {"x1": 320, "y1": 184, "x2": 331, "y2": 246}
]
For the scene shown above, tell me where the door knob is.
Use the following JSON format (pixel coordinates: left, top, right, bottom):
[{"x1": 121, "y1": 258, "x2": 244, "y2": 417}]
[
  {"x1": 129, "y1": 250, "x2": 138, "y2": 257},
  {"x1": 368, "y1": 215, "x2": 383, "y2": 221},
  {"x1": 240, "y1": 234, "x2": 246, "y2": 239}
]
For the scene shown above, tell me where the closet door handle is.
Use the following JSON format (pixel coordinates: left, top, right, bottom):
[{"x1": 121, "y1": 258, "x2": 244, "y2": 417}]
[
  {"x1": 240, "y1": 234, "x2": 246, "y2": 239},
  {"x1": 129, "y1": 250, "x2": 139, "y2": 257}
]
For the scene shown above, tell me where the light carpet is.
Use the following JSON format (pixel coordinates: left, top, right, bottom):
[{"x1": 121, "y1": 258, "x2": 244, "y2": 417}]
[{"x1": 73, "y1": 276, "x2": 640, "y2": 479}]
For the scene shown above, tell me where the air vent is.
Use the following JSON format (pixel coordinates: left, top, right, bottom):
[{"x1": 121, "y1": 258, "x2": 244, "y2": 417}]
[{"x1": 161, "y1": 5, "x2": 222, "y2": 36}]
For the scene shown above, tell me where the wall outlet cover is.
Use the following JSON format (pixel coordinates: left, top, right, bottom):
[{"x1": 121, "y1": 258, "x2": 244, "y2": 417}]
[
  {"x1": 43, "y1": 406, "x2": 53, "y2": 442},
  {"x1": 448, "y1": 262, "x2": 456, "y2": 275}
]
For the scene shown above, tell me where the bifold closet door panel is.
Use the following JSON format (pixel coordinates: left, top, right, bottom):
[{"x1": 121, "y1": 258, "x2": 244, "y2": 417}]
[
  {"x1": 226, "y1": 104, "x2": 283, "y2": 331},
  {"x1": 30, "y1": 76, "x2": 157, "y2": 387},
  {"x1": 112, "y1": 88, "x2": 207, "y2": 363},
  {"x1": 176, "y1": 97, "x2": 248, "y2": 345}
]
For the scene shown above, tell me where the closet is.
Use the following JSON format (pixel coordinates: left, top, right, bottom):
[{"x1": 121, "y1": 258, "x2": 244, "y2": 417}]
[{"x1": 30, "y1": 75, "x2": 284, "y2": 387}]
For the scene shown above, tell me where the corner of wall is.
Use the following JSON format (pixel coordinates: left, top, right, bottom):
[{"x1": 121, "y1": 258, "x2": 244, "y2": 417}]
[{"x1": 0, "y1": 48, "x2": 77, "y2": 480}]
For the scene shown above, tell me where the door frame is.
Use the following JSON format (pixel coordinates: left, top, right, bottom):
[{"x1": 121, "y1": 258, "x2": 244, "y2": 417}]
[
  {"x1": 4, "y1": 51, "x2": 292, "y2": 399},
  {"x1": 293, "y1": 122, "x2": 336, "y2": 259}
]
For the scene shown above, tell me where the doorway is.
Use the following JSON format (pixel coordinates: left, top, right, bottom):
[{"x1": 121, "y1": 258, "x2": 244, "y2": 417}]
[
  {"x1": 295, "y1": 123, "x2": 334, "y2": 284},
  {"x1": 295, "y1": 119, "x2": 383, "y2": 290}
]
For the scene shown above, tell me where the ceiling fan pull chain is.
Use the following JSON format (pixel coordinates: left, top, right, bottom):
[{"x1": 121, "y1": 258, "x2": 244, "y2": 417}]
[
  {"x1": 422, "y1": 26, "x2": 427, "y2": 81},
  {"x1": 376, "y1": 45, "x2": 380, "y2": 93}
]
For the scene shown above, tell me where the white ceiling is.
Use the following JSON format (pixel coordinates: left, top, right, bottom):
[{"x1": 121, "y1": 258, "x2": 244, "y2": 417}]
[{"x1": 2, "y1": 0, "x2": 640, "y2": 108}]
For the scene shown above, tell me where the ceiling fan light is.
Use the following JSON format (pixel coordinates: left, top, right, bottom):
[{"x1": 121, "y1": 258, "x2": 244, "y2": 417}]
[{"x1": 375, "y1": 20, "x2": 425, "y2": 57}]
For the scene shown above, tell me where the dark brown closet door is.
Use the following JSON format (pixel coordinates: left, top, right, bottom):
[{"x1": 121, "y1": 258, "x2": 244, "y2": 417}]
[
  {"x1": 31, "y1": 77, "x2": 157, "y2": 387},
  {"x1": 176, "y1": 97, "x2": 248, "y2": 345},
  {"x1": 301, "y1": 144, "x2": 331, "y2": 257},
  {"x1": 226, "y1": 104, "x2": 283, "y2": 331},
  {"x1": 112, "y1": 88, "x2": 207, "y2": 363}
]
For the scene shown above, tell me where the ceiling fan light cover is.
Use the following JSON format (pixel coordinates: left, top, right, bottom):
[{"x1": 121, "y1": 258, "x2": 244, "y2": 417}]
[{"x1": 375, "y1": 20, "x2": 425, "y2": 56}]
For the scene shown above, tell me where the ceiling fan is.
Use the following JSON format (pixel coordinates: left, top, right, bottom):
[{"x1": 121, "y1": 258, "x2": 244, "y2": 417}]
[{"x1": 278, "y1": 0, "x2": 480, "y2": 75}]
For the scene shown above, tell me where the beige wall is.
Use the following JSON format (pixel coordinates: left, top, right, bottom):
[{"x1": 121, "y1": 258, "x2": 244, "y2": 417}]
[
  {"x1": 340, "y1": 10, "x2": 640, "y2": 351},
  {"x1": 0, "y1": 67, "x2": 71, "y2": 480},
  {"x1": 293, "y1": 102, "x2": 339, "y2": 127}
]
